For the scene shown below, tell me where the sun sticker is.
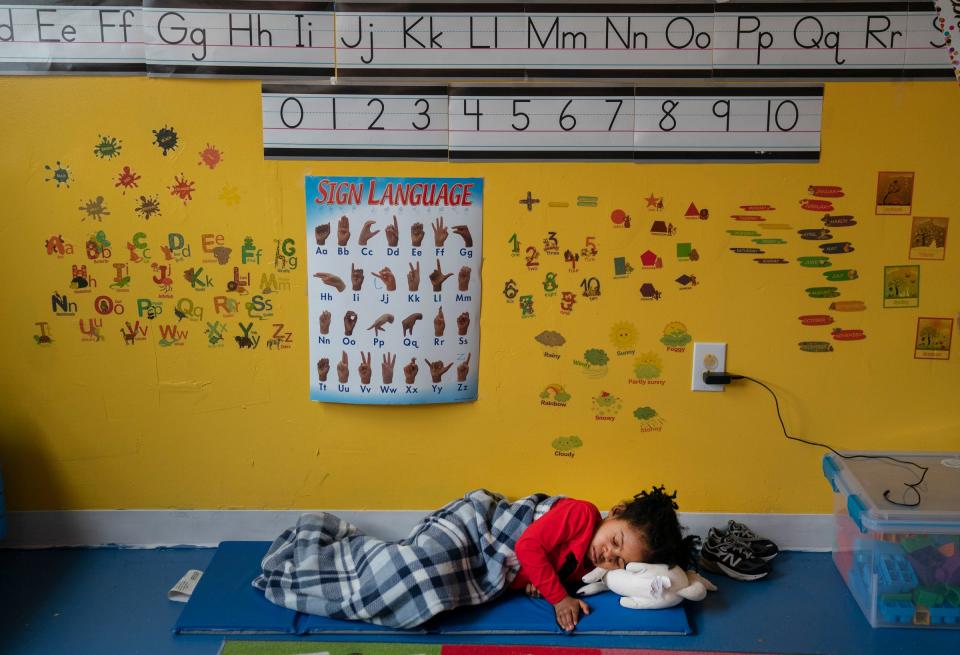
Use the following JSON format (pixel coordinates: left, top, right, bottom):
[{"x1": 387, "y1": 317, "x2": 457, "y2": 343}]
[
  {"x1": 632, "y1": 352, "x2": 664, "y2": 384},
  {"x1": 609, "y1": 321, "x2": 638, "y2": 353},
  {"x1": 660, "y1": 322, "x2": 692, "y2": 352}
]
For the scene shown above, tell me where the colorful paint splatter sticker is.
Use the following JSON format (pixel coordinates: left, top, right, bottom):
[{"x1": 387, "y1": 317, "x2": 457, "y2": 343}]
[
  {"x1": 78, "y1": 196, "x2": 110, "y2": 221},
  {"x1": 660, "y1": 322, "x2": 691, "y2": 352},
  {"x1": 44, "y1": 161, "x2": 72, "y2": 188},
  {"x1": 153, "y1": 125, "x2": 179, "y2": 156},
  {"x1": 540, "y1": 384, "x2": 571, "y2": 406},
  {"x1": 169, "y1": 174, "x2": 196, "y2": 204},
  {"x1": 876, "y1": 171, "x2": 914, "y2": 215},
  {"x1": 134, "y1": 194, "x2": 161, "y2": 220},
  {"x1": 915, "y1": 317, "x2": 953, "y2": 360},
  {"x1": 219, "y1": 185, "x2": 241, "y2": 206},
  {"x1": 884, "y1": 265, "x2": 920, "y2": 308},
  {"x1": 93, "y1": 135, "x2": 122, "y2": 159},
  {"x1": 592, "y1": 391, "x2": 622, "y2": 420},
  {"x1": 114, "y1": 166, "x2": 141, "y2": 193},
  {"x1": 198, "y1": 144, "x2": 223, "y2": 169},
  {"x1": 909, "y1": 217, "x2": 949, "y2": 261},
  {"x1": 633, "y1": 406, "x2": 664, "y2": 431},
  {"x1": 573, "y1": 348, "x2": 609, "y2": 377}
]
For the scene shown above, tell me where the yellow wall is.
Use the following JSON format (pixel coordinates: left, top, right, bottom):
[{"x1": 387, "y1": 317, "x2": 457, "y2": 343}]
[{"x1": 0, "y1": 77, "x2": 957, "y2": 513}]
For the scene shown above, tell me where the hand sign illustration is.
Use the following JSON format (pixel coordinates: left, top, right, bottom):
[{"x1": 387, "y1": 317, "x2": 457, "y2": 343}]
[
  {"x1": 372, "y1": 267, "x2": 396, "y2": 291},
  {"x1": 434, "y1": 306, "x2": 445, "y2": 336},
  {"x1": 402, "y1": 312, "x2": 422, "y2": 336},
  {"x1": 385, "y1": 215, "x2": 399, "y2": 247},
  {"x1": 458, "y1": 266, "x2": 471, "y2": 292},
  {"x1": 432, "y1": 216, "x2": 448, "y2": 246},
  {"x1": 452, "y1": 225, "x2": 473, "y2": 247},
  {"x1": 351, "y1": 263, "x2": 364, "y2": 291},
  {"x1": 317, "y1": 357, "x2": 330, "y2": 382},
  {"x1": 337, "y1": 351, "x2": 349, "y2": 383},
  {"x1": 457, "y1": 311, "x2": 470, "y2": 336},
  {"x1": 319, "y1": 310, "x2": 331, "y2": 335},
  {"x1": 315, "y1": 223, "x2": 330, "y2": 246},
  {"x1": 359, "y1": 351, "x2": 372, "y2": 384},
  {"x1": 381, "y1": 352, "x2": 396, "y2": 384},
  {"x1": 425, "y1": 359, "x2": 453, "y2": 383},
  {"x1": 457, "y1": 353, "x2": 471, "y2": 382},
  {"x1": 344, "y1": 310, "x2": 358, "y2": 336},
  {"x1": 337, "y1": 215, "x2": 350, "y2": 246},
  {"x1": 403, "y1": 357, "x2": 419, "y2": 383},
  {"x1": 411, "y1": 222, "x2": 425, "y2": 247},
  {"x1": 367, "y1": 313, "x2": 394, "y2": 335},
  {"x1": 407, "y1": 261, "x2": 420, "y2": 291},
  {"x1": 358, "y1": 219, "x2": 380, "y2": 245},
  {"x1": 430, "y1": 259, "x2": 453, "y2": 291},
  {"x1": 314, "y1": 272, "x2": 345, "y2": 292}
]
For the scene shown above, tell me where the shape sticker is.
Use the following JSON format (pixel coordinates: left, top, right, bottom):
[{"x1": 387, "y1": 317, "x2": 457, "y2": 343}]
[
  {"x1": 684, "y1": 202, "x2": 709, "y2": 220},
  {"x1": 639, "y1": 282, "x2": 662, "y2": 301},
  {"x1": 883, "y1": 265, "x2": 919, "y2": 308},
  {"x1": 640, "y1": 250, "x2": 662, "y2": 269},
  {"x1": 677, "y1": 243, "x2": 699, "y2": 261},
  {"x1": 610, "y1": 208, "x2": 631, "y2": 227},
  {"x1": 909, "y1": 217, "x2": 948, "y2": 261},
  {"x1": 613, "y1": 256, "x2": 634, "y2": 277},
  {"x1": 633, "y1": 406, "x2": 664, "y2": 432},
  {"x1": 876, "y1": 171, "x2": 915, "y2": 215},
  {"x1": 650, "y1": 220, "x2": 676, "y2": 236},
  {"x1": 675, "y1": 274, "x2": 698, "y2": 289},
  {"x1": 645, "y1": 194, "x2": 664, "y2": 211},
  {"x1": 660, "y1": 322, "x2": 692, "y2": 352},
  {"x1": 539, "y1": 384, "x2": 571, "y2": 407},
  {"x1": 914, "y1": 317, "x2": 953, "y2": 360}
]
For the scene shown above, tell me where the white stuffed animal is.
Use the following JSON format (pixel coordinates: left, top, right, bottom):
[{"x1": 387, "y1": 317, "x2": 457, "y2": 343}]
[{"x1": 577, "y1": 563, "x2": 717, "y2": 610}]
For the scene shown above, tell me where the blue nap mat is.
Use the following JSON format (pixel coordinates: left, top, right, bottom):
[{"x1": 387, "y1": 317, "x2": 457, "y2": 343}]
[{"x1": 176, "y1": 541, "x2": 691, "y2": 636}]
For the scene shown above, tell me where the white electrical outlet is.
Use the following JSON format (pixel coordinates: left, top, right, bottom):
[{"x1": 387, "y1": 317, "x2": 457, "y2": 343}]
[{"x1": 691, "y1": 342, "x2": 727, "y2": 392}]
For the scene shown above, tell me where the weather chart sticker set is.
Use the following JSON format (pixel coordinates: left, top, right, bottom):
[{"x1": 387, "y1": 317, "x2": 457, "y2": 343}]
[{"x1": 306, "y1": 176, "x2": 483, "y2": 405}]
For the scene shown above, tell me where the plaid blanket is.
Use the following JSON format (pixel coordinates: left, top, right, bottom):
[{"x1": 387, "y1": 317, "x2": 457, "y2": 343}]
[{"x1": 252, "y1": 489, "x2": 560, "y2": 628}]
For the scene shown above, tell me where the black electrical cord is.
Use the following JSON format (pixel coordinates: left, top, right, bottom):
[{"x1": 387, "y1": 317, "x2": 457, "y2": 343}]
[{"x1": 733, "y1": 374, "x2": 929, "y2": 508}]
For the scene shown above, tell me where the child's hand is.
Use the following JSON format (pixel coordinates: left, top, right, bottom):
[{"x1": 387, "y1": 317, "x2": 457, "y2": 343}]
[
  {"x1": 524, "y1": 583, "x2": 541, "y2": 598},
  {"x1": 553, "y1": 595, "x2": 590, "y2": 631}
]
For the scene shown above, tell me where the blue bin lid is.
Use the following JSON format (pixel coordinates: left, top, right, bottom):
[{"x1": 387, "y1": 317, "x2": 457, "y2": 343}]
[{"x1": 823, "y1": 451, "x2": 960, "y2": 533}]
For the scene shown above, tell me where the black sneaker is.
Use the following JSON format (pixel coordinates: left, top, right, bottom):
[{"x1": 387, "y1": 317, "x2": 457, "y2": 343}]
[
  {"x1": 722, "y1": 520, "x2": 780, "y2": 561},
  {"x1": 700, "y1": 528, "x2": 770, "y2": 581}
]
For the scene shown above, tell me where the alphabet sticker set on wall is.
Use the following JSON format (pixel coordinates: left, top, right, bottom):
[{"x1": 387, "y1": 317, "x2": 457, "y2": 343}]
[{"x1": 36, "y1": 127, "x2": 299, "y2": 352}]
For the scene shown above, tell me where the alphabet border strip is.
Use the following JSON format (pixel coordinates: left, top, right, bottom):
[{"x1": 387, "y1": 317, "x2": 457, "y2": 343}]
[
  {"x1": 262, "y1": 84, "x2": 824, "y2": 162},
  {"x1": 0, "y1": 2, "x2": 952, "y2": 80}
]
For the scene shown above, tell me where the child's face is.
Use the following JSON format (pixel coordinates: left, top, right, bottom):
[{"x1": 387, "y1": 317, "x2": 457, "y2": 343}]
[{"x1": 588, "y1": 517, "x2": 649, "y2": 570}]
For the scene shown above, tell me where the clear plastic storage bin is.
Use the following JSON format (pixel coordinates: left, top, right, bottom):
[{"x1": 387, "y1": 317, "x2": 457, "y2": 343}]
[{"x1": 823, "y1": 452, "x2": 960, "y2": 628}]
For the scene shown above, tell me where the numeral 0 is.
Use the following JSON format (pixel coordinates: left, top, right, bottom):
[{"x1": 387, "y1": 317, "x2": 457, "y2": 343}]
[{"x1": 766, "y1": 100, "x2": 799, "y2": 132}]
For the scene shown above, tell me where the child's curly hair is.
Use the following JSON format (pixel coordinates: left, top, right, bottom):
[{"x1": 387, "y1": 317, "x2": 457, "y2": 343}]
[{"x1": 618, "y1": 485, "x2": 699, "y2": 570}]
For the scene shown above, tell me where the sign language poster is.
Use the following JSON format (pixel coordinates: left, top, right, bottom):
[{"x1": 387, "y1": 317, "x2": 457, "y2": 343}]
[{"x1": 307, "y1": 176, "x2": 483, "y2": 404}]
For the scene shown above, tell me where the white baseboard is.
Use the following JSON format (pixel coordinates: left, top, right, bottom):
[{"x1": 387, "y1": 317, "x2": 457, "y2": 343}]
[{"x1": 1, "y1": 510, "x2": 835, "y2": 551}]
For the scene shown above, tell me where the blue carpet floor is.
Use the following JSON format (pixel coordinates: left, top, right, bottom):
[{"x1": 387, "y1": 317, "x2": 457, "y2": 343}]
[{"x1": 0, "y1": 548, "x2": 955, "y2": 655}]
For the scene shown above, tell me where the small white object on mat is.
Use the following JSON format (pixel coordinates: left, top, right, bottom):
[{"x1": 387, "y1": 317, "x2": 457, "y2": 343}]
[{"x1": 168, "y1": 569, "x2": 203, "y2": 603}]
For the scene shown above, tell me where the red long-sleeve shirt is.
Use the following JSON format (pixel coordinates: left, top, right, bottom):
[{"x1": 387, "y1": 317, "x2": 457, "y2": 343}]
[{"x1": 510, "y1": 498, "x2": 601, "y2": 604}]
